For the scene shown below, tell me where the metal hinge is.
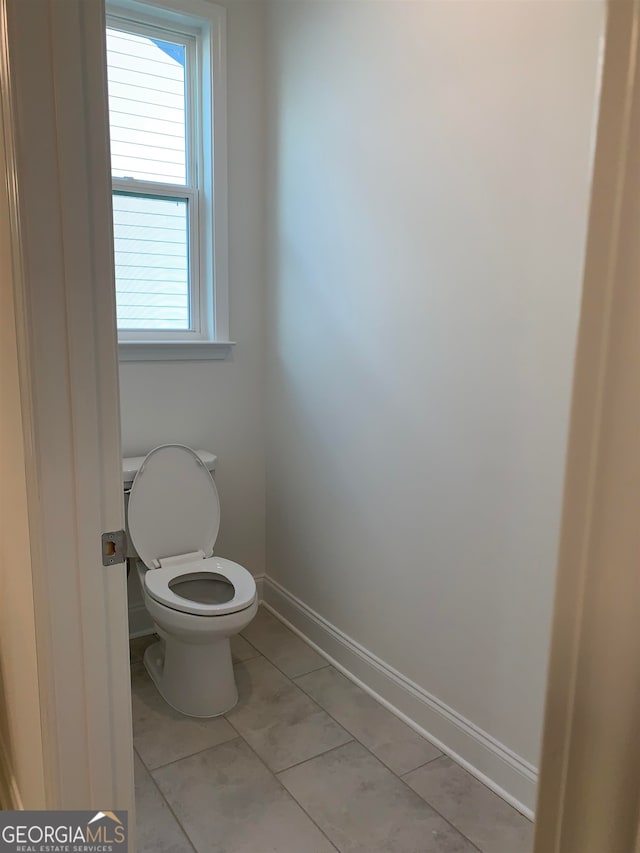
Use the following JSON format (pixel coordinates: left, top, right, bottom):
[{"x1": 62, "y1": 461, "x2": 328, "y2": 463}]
[{"x1": 101, "y1": 529, "x2": 127, "y2": 566}]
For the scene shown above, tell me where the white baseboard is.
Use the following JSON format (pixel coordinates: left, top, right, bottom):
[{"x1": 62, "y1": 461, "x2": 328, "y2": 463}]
[
  {"x1": 128, "y1": 573, "x2": 267, "y2": 639},
  {"x1": 262, "y1": 575, "x2": 537, "y2": 819},
  {"x1": 0, "y1": 734, "x2": 23, "y2": 810}
]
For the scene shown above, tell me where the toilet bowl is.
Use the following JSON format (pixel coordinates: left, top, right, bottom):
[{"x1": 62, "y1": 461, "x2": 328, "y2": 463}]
[{"x1": 127, "y1": 444, "x2": 257, "y2": 717}]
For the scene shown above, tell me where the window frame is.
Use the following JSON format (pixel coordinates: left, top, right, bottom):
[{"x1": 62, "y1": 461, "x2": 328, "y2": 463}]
[{"x1": 106, "y1": 0, "x2": 232, "y2": 361}]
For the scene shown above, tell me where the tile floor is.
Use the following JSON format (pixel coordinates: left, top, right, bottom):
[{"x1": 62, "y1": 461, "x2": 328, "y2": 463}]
[{"x1": 130, "y1": 606, "x2": 534, "y2": 853}]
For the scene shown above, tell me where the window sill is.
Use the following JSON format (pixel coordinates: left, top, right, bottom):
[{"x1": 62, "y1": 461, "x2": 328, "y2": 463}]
[{"x1": 118, "y1": 341, "x2": 235, "y2": 362}]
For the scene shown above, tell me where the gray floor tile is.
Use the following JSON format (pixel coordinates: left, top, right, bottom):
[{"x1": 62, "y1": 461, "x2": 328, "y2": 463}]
[
  {"x1": 231, "y1": 634, "x2": 260, "y2": 662},
  {"x1": 296, "y1": 666, "x2": 442, "y2": 775},
  {"x1": 130, "y1": 633, "x2": 158, "y2": 664},
  {"x1": 132, "y1": 666, "x2": 237, "y2": 770},
  {"x1": 134, "y1": 752, "x2": 194, "y2": 853},
  {"x1": 241, "y1": 606, "x2": 328, "y2": 677},
  {"x1": 279, "y1": 741, "x2": 477, "y2": 853},
  {"x1": 226, "y1": 656, "x2": 352, "y2": 772},
  {"x1": 133, "y1": 613, "x2": 530, "y2": 853},
  {"x1": 153, "y1": 738, "x2": 337, "y2": 853},
  {"x1": 404, "y1": 757, "x2": 533, "y2": 853}
]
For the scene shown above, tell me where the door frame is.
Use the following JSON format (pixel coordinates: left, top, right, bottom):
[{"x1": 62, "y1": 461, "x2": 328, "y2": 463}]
[
  {"x1": 534, "y1": 1, "x2": 640, "y2": 850},
  {"x1": 1, "y1": 0, "x2": 134, "y2": 820},
  {"x1": 5, "y1": 0, "x2": 640, "y2": 843}
]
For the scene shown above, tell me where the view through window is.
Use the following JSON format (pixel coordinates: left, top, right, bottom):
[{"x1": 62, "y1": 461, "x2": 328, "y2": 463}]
[{"x1": 107, "y1": 25, "x2": 194, "y2": 332}]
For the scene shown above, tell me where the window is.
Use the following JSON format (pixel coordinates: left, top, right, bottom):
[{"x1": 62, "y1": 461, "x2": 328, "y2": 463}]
[{"x1": 106, "y1": 0, "x2": 230, "y2": 360}]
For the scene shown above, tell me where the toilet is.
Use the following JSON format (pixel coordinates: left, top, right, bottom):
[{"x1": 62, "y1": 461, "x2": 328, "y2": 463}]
[{"x1": 125, "y1": 444, "x2": 257, "y2": 718}]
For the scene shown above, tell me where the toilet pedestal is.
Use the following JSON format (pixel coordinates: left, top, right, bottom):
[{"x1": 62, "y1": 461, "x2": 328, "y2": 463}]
[{"x1": 144, "y1": 637, "x2": 238, "y2": 718}]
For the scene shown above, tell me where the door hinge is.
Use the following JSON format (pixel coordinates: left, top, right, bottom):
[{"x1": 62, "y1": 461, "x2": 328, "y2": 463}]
[{"x1": 101, "y1": 529, "x2": 127, "y2": 566}]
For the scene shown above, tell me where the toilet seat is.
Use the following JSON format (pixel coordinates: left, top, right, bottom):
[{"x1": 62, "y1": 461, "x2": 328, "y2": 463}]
[
  {"x1": 128, "y1": 444, "x2": 256, "y2": 618},
  {"x1": 144, "y1": 555, "x2": 256, "y2": 617}
]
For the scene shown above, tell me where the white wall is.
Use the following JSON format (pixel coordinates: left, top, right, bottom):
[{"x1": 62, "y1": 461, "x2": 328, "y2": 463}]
[
  {"x1": 120, "y1": 0, "x2": 266, "y2": 619},
  {"x1": 265, "y1": 0, "x2": 604, "y2": 801},
  {"x1": 0, "y1": 132, "x2": 45, "y2": 808}
]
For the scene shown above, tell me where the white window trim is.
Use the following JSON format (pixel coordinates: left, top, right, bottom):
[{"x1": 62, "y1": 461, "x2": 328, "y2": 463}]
[{"x1": 107, "y1": 0, "x2": 233, "y2": 361}]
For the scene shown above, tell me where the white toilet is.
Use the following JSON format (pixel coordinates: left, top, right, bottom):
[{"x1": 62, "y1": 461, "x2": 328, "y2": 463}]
[{"x1": 125, "y1": 444, "x2": 257, "y2": 718}]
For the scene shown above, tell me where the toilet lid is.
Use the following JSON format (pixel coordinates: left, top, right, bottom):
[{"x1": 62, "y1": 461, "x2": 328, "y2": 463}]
[{"x1": 128, "y1": 444, "x2": 220, "y2": 569}]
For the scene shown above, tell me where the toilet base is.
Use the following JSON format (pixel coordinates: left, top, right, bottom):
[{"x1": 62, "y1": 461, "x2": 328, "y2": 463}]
[{"x1": 143, "y1": 637, "x2": 238, "y2": 718}]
